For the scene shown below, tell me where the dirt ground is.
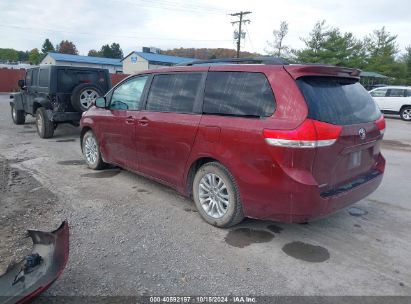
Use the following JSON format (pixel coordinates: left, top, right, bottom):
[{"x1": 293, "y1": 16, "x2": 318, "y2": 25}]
[{"x1": 0, "y1": 157, "x2": 62, "y2": 275}]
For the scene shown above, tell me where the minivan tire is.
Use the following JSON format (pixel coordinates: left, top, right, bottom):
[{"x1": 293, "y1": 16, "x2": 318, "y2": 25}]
[
  {"x1": 36, "y1": 107, "x2": 54, "y2": 138},
  {"x1": 82, "y1": 130, "x2": 106, "y2": 170},
  {"x1": 11, "y1": 104, "x2": 25, "y2": 125},
  {"x1": 400, "y1": 106, "x2": 411, "y2": 121},
  {"x1": 193, "y1": 162, "x2": 244, "y2": 227},
  {"x1": 71, "y1": 84, "x2": 103, "y2": 113}
]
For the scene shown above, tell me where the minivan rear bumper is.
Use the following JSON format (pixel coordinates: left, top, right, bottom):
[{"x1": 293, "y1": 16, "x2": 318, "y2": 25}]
[
  {"x1": 256, "y1": 157, "x2": 385, "y2": 223},
  {"x1": 288, "y1": 171, "x2": 383, "y2": 223}
]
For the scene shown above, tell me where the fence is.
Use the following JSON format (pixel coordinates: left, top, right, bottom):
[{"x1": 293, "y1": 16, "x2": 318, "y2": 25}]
[
  {"x1": 0, "y1": 68, "x2": 130, "y2": 92},
  {"x1": 0, "y1": 68, "x2": 25, "y2": 92}
]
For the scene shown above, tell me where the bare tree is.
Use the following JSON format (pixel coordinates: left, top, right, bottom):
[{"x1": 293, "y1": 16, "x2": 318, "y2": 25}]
[{"x1": 266, "y1": 21, "x2": 289, "y2": 57}]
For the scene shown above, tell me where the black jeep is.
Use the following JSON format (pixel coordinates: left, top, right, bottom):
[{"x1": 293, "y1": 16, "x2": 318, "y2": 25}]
[{"x1": 10, "y1": 65, "x2": 111, "y2": 138}]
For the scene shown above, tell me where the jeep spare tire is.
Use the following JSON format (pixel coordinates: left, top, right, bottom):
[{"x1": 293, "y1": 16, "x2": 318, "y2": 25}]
[{"x1": 71, "y1": 84, "x2": 103, "y2": 112}]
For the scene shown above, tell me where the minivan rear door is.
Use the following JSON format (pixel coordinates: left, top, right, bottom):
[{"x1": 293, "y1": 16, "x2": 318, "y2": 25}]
[{"x1": 295, "y1": 76, "x2": 384, "y2": 195}]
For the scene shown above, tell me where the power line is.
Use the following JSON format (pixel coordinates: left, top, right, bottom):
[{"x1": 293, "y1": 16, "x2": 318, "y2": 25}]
[
  {"x1": 112, "y1": 0, "x2": 229, "y2": 16},
  {"x1": 0, "y1": 24, "x2": 232, "y2": 43},
  {"x1": 230, "y1": 11, "x2": 252, "y2": 58}
]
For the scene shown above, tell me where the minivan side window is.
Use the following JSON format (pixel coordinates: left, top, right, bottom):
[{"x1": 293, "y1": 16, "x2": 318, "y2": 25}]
[
  {"x1": 203, "y1": 72, "x2": 275, "y2": 117},
  {"x1": 370, "y1": 88, "x2": 387, "y2": 97},
  {"x1": 387, "y1": 89, "x2": 405, "y2": 97},
  {"x1": 146, "y1": 73, "x2": 203, "y2": 113},
  {"x1": 407, "y1": 90, "x2": 411, "y2": 97},
  {"x1": 110, "y1": 76, "x2": 149, "y2": 110}
]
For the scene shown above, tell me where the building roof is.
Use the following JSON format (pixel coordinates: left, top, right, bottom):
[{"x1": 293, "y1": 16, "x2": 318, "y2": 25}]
[
  {"x1": 46, "y1": 52, "x2": 122, "y2": 66},
  {"x1": 360, "y1": 71, "x2": 388, "y2": 78},
  {"x1": 123, "y1": 51, "x2": 194, "y2": 65}
]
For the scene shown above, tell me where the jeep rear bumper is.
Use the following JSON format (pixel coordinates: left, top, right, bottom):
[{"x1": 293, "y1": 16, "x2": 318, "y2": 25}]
[{"x1": 45, "y1": 110, "x2": 81, "y2": 123}]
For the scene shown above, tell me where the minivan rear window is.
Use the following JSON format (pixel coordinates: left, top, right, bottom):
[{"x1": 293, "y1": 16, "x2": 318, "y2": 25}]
[
  {"x1": 203, "y1": 72, "x2": 275, "y2": 118},
  {"x1": 297, "y1": 77, "x2": 381, "y2": 125}
]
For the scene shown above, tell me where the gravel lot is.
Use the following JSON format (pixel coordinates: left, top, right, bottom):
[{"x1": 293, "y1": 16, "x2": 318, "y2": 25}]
[{"x1": 0, "y1": 95, "x2": 411, "y2": 297}]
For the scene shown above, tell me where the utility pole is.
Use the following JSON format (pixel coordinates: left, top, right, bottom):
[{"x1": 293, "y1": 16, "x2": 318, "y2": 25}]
[{"x1": 230, "y1": 11, "x2": 251, "y2": 58}]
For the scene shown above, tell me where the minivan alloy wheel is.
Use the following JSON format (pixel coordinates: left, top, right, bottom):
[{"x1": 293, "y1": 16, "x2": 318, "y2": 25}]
[
  {"x1": 199, "y1": 173, "x2": 229, "y2": 219},
  {"x1": 84, "y1": 136, "x2": 98, "y2": 165}
]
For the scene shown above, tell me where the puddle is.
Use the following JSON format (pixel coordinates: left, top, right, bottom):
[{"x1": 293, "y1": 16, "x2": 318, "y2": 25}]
[
  {"x1": 81, "y1": 170, "x2": 120, "y2": 178},
  {"x1": 225, "y1": 228, "x2": 274, "y2": 248},
  {"x1": 183, "y1": 208, "x2": 197, "y2": 213},
  {"x1": 267, "y1": 224, "x2": 283, "y2": 234},
  {"x1": 282, "y1": 241, "x2": 330, "y2": 263},
  {"x1": 18, "y1": 131, "x2": 36, "y2": 134},
  {"x1": 55, "y1": 139, "x2": 76, "y2": 142},
  {"x1": 57, "y1": 160, "x2": 85, "y2": 166},
  {"x1": 348, "y1": 206, "x2": 368, "y2": 217}
]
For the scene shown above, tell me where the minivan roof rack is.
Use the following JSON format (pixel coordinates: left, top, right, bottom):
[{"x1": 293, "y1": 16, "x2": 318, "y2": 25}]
[{"x1": 177, "y1": 57, "x2": 289, "y2": 66}]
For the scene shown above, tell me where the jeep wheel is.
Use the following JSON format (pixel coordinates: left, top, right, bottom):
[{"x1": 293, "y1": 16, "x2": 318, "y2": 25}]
[
  {"x1": 36, "y1": 107, "x2": 54, "y2": 138},
  {"x1": 11, "y1": 104, "x2": 25, "y2": 125},
  {"x1": 82, "y1": 130, "x2": 106, "y2": 170},
  {"x1": 71, "y1": 84, "x2": 103, "y2": 112},
  {"x1": 400, "y1": 107, "x2": 411, "y2": 121}
]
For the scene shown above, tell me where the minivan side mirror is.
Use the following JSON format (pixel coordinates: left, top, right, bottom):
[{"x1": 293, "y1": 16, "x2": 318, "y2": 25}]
[
  {"x1": 18, "y1": 79, "x2": 25, "y2": 89},
  {"x1": 95, "y1": 97, "x2": 107, "y2": 108}
]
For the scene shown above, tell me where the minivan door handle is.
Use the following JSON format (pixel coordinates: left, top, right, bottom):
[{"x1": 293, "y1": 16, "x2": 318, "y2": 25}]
[
  {"x1": 125, "y1": 116, "x2": 135, "y2": 124},
  {"x1": 138, "y1": 117, "x2": 149, "y2": 126}
]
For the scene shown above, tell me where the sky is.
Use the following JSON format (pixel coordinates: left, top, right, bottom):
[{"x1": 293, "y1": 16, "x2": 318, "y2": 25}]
[{"x1": 0, "y1": 0, "x2": 410, "y2": 56}]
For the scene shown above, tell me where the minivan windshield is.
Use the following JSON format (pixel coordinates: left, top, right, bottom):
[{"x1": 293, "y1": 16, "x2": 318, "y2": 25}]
[{"x1": 297, "y1": 77, "x2": 381, "y2": 125}]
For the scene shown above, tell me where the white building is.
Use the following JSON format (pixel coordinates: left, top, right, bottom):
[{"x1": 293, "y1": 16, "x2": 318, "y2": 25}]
[
  {"x1": 122, "y1": 48, "x2": 194, "y2": 74},
  {"x1": 41, "y1": 52, "x2": 123, "y2": 74}
]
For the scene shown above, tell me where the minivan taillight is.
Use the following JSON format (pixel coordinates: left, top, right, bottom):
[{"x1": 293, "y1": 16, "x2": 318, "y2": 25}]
[
  {"x1": 263, "y1": 119, "x2": 342, "y2": 148},
  {"x1": 375, "y1": 115, "x2": 385, "y2": 135}
]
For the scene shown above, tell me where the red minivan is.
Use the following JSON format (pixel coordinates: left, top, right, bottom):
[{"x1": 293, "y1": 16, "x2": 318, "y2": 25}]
[{"x1": 80, "y1": 58, "x2": 385, "y2": 227}]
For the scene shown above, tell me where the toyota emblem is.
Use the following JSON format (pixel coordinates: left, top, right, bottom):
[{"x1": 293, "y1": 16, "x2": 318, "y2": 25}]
[{"x1": 359, "y1": 128, "x2": 366, "y2": 140}]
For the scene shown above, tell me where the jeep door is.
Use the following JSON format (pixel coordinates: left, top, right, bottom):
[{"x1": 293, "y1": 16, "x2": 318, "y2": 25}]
[
  {"x1": 23, "y1": 68, "x2": 38, "y2": 114},
  {"x1": 98, "y1": 75, "x2": 149, "y2": 168},
  {"x1": 134, "y1": 72, "x2": 206, "y2": 187}
]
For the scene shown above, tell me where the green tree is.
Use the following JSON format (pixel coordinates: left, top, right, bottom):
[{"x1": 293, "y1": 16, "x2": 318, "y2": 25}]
[
  {"x1": 294, "y1": 21, "x2": 366, "y2": 68},
  {"x1": 95, "y1": 43, "x2": 123, "y2": 58},
  {"x1": 400, "y1": 46, "x2": 411, "y2": 85},
  {"x1": 109, "y1": 43, "x2": 123, "y2": 59},
  {"x1": 17, "y1": 50, "x2": 29, "y2": 62},
  {"x1": 100, "y1": 44, "x2": 112, "y2": 58},
  {"x1": 0, "y1": 48, "x2": 19, "y2": 62},
  {"x1": 28, "y1": 48, "x2": 41, "y2": 65},
  {"x1": 57, "y1": 40, "x2": 78, "y2": 55},
  {"x1": 41, "y1": 38, "x2": 55, "y2": 54},
  {"x1": 266, "y1": 21, "x2": 290, "y2": 57},
  {"x1": 87, "y1": 49, "x2": 100, "y2": 57},
  {"x1": 364, "y1": 27, "x2": 405, "y2": 83}
]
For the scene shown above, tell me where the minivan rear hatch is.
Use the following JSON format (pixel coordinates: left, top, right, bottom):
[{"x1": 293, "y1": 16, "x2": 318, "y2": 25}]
[{"x1": 289, "y1": 67, "x2": 384, "y2": 195}]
